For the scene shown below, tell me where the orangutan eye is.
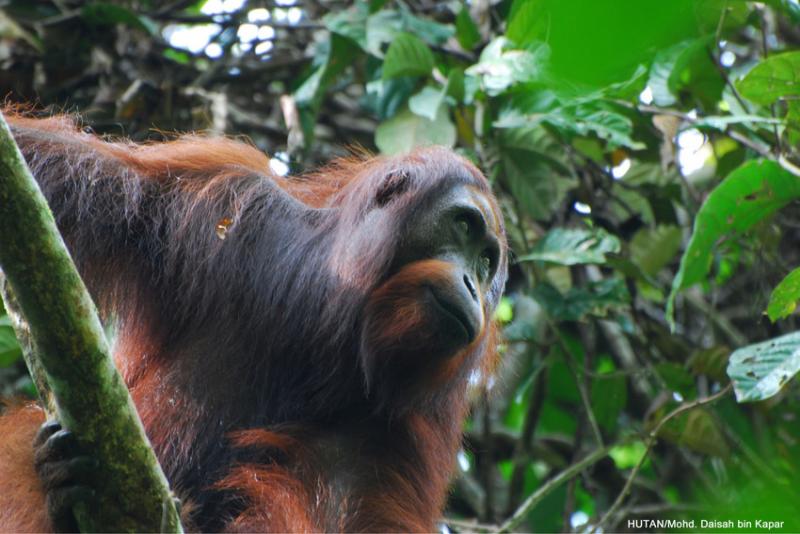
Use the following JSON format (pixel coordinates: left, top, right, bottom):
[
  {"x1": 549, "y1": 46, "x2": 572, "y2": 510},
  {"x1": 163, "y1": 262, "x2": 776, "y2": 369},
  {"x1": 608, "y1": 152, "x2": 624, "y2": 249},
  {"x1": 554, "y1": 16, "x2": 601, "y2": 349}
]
[
  {"x1": 456, "y1": 217, "x2": 470, "y2": 236},
  {"x1": 479, "y1": 246, "x2": 498, "y2": 280}
]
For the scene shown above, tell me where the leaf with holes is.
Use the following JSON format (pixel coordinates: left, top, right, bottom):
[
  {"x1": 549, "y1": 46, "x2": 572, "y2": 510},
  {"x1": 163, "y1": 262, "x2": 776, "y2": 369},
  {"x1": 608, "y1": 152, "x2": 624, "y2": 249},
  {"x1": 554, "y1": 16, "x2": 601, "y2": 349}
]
[
  {"x1": 666, "y1": 160, "x2": 800, "y2": 329},
  {"x1": 727, "y1": 331, "x2": 800, "y2": 402}
]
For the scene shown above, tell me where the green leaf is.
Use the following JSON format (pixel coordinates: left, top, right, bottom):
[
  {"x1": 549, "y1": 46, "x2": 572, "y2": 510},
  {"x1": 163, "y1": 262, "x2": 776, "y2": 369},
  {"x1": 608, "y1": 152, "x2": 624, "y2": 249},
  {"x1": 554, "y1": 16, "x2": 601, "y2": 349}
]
[
  {"x1": 163, "y1": 48, "x2": 190, "y2": 64},
  {"x1": 648, "y1": 39, "x2": 694, "y2": 106},
  {"x1": 293, "y1": 33, "x2": 360, "y2": 146},
  {"x1": 295, "y1": 34, "x2": 360, "y2": 108},
  {"x1": 408, "y1": 86, "x2": 444, "y2": 121},
  {"x1": 325, "y1": 5, "x2": 369, "y2": 47},
  {"x1": 0, "y1": 10, "x2": 43, "y2": 51},
  {"x1": 609, "y1": 441, "x2": 647, "y2": 469},
  {"x1": 329, "y1": 7, "x2": 454, "y2": 57},
  {"x1": 375, "y1": 107, "x2": 456, "y2": 154},
  {"x1": 465, "y1": 38, "x2": 548, "y2": 96},
  {"x1": 506, "y1": 0, "x2": 546, "y2": 47},
  {"x1": 408, "y1": 70, "x2": 464, "y2": 121},
  {"x1": 532, "y1": 278, "x2": 629, "y2": 321},
  {"x1": 495, "y1": 297, "x2": 514, "y2": 323},
  {"x1": 520, "y1": 227, "x2": 621, "y2": 266},
  {"x1": 787, "y1": 100, "x2": 800, "y2": 147},
  {"x1": 591, "y1": 370, "x2": 627, "y2": 433},
  {"x1": 656, "y1": 407, "x2": 730, "y2": 457},
  {"x1": 382, "y1": 33, "x2": 434, "y2": 79},
  {"x1": 0, "y1": 323, "x2": 21, "y2": 367},
  {"x1": 364, "y1": 78, "x2": 417, "y2": 120},
  {"x1": 502, "y1": 295, "x2": 545, "y2": 343},
  {"x1": 455, "y1": 7, "x2": 481, "y2": 51},
  {"x1": 445, "y1": 69, "x2": 465, "y2": 102},
  {"x1": 688, "y1": 346, "x2": 730, "y2": 382},
  {"x1": 767, "y1": 267, "x2": 800, "y2": 322},
  {"x1": 727, "y1": 331, "x2": 800, "y2": 402},
  {"x1": 648, "y1": 37, "x2": 724, "y2": 109},
  {"x1": 737, "y1": 51, "x2": 800, "y2": 105},
  {"x1": 497, "y1": 126, "x2": 576, "y2": 222},
  {"x1": 667, "y1": 160, "x2": 800, "y2": 328},
  {"x1": 504, "y1": 0, "x2": 735, "y2": 90},
  {"x1": 82, "y1": 3, "x2": 156, "y2": 35},
  {"x1": 397, "y1": 4, "x2": 454, "y2": 45},
  {"x1": 496, "y1": 100, "x2": 644, "y2": 150},
  {"x1": 655, "y1": 362, "x2": 695, "y2": 397},
  {"x1": 630, "y1": 225, "x2": 682, "y2": 277}
]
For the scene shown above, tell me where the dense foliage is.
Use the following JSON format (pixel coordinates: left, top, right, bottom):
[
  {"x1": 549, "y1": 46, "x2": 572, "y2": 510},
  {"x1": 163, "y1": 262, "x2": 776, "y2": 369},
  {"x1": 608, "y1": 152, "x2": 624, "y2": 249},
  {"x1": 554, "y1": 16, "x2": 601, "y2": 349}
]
[{"x1": 2, "y1": 0, "x2": 800, "y2": 531}]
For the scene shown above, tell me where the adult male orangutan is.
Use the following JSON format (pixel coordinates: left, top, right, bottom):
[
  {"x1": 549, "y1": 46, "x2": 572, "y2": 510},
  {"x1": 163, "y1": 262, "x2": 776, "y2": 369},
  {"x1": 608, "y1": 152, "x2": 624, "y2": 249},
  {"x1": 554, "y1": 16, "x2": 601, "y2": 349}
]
[{"x1": 0, "y1": 111, "x2": 507, "y2": 532}]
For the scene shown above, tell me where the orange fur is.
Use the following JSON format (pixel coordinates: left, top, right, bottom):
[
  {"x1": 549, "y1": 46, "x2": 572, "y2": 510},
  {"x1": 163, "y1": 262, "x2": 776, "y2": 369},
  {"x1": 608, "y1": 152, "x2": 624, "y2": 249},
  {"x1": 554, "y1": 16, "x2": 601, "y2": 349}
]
[
  {"x1": 0, "y1": 110, "x2": 507, "y2": 532},
  {"x1": 0, "y1": 404, "x2": 51, "y2": 533}
]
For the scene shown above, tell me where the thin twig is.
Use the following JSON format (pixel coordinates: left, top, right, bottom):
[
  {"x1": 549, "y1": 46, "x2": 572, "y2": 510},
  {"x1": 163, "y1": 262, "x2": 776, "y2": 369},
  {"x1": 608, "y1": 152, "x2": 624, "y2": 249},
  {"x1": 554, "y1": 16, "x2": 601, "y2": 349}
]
[
  {"x1": 591, "y1": 384, "x2": 733, "y2": 532},
  {"x1": 759, "y1": 7, "x2": 783, "y2": 155},
  {"x1": 498, "y1": 442, "x2": 621, "y2": 532},
  {"x1": 445, "y1": 517, "x2": 498, "y2": 533},
  {"x1": 617, "y1": 101, "x2": 800, "y2": 178},
  {"x1": 505, "y1": 360, "x2": 548, "y2": 515},
  {"x1": 709, "y1": 8, "x2": 751, "y2": 115},
  {"x1": 552, "y1": 324, "x2": 604, "y2": 448}
]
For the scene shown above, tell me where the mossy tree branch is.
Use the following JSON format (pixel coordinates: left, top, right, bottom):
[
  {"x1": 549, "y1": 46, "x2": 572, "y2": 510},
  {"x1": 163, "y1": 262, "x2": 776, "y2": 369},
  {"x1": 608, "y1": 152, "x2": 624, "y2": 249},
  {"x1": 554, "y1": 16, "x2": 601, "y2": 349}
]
[{"x1": 0, "y1": 112, "x2": 182, "y2": 532}]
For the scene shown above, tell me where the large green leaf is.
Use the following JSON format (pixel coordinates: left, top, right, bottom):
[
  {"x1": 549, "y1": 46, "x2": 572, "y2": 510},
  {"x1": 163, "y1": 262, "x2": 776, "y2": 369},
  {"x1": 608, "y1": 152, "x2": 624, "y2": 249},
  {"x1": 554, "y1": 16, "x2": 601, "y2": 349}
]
[
  {"x1": 382, "y1": 33, "x2": 434, "y2": 79},
  {"x1": 505, "y1": 0, "x2": 740, "y2": 89},
  {"x1": 767, "y1": 267, "x2": 800, "y2": 322},
  {"x1": 737, "y1": 51, "x2": 800, "y2": 105},
  {"x1": 727, "y1": 331, "x2": 800, "y2": 402},
  {"x1": 666, "y1": 160, "x2": 800, "y2": 328},
  {"x1": 375, "y1": 107, "x2": 456, "y2": 154},
  {"x1": 520, "y1": 227, "x2": 621, "y2": 266}
]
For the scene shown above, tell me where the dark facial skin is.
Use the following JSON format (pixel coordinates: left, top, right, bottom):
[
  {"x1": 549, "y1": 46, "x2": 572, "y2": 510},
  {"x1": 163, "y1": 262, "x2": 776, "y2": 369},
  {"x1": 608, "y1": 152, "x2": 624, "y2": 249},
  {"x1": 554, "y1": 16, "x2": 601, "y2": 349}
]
[{"x1": 392, "y1": 184, "x2": 502, "y2": 350}]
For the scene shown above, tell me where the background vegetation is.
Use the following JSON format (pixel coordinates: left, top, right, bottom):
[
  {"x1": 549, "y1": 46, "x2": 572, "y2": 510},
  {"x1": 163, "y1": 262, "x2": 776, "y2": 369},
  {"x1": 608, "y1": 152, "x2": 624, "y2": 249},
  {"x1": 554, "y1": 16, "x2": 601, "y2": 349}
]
[{"x1": 2, "y1": 0, "x2": 800, "y2": 531}]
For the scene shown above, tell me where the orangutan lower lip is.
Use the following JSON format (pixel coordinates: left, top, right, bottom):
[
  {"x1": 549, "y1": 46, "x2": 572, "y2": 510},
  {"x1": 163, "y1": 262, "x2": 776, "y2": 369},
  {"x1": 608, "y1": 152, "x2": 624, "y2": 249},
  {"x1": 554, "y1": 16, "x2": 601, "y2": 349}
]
[{"x1": 427, "y1": 287, "x2": 476, "y2": 343}]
